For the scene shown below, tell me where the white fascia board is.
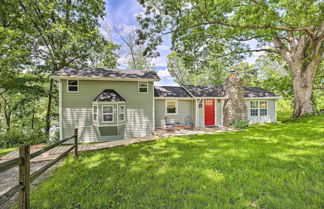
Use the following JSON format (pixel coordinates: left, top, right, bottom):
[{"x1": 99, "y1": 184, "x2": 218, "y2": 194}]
[
  {"x1": 50, "y1": 76, "x2": 160, "y2": 82},
  {"x1": 244, "y1": 97, "x2": 282, "y2": 100},
  {"x1": 154, "y1": 97, "x2": 194, "y2": 100}
]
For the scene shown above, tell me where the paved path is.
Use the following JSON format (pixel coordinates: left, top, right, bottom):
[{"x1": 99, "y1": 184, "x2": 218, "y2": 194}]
[{"x1": 0, "y1": 127, "x2": 236, "y2": 162}]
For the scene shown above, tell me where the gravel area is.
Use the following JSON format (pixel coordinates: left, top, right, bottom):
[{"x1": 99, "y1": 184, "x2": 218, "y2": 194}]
[{"x1": 0, "y1": 160, "x2": 63, "y2": 209}]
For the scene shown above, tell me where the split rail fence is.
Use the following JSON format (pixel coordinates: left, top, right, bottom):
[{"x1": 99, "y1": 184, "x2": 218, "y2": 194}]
[{"x1": 0, "y1": 128, "x2": 78, "y2": 209}]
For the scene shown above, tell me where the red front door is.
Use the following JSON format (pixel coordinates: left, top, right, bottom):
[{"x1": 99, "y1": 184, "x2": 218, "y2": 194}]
[{"x1": 204, "y1": 99, "x2": 215, "y2": 126}]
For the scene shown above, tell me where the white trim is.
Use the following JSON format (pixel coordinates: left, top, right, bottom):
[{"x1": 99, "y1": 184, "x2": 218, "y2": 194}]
[
  {"x1": 221, "y1": 99, "x2": 224, "y2": 126},
  {"x1": 274, "y1": 101, "x2": 277, "y2": 122},
  {"x1": 244, "y1": 97, "x2": 281, "y2": 100},
  {"x1": 249, "y1": 100, "x2": 268, "y2": 117},
  {"x1": 194, "y1": 99, "x2": 198, "y2": 128},
  {"x1": 215, "y1": 99, "x2": 218, "y2": 125},
  {"x1": 152, "y1": 83, "x2": 155, "y2": 131},
  {"x1": 102, "y1": 105, "x2": 114, "y2": 123},
  {"x1": 58, "y1": 79, "x2": 63, "y2": 141},
  {"x1": 165, "y1": 100, "x2": 178, "y2": 115},
  {"x1": 94, "y1": 124, "x2": 119, "y2": 127},
  {"x1": 155, "y1": 97, "x2": 194, "y2": 100},
  {"x1": 118, "y1": 104, "x2": 126, "y2": 122},
  {"x1": 67, "y1": 79, "x2": 79, "y2": 93},
  {"x1": 51, "y1": 76, "x2": 160, "y2": 82},
  {"x1": 138, "y1": 81, "x2": 148, "y2": 93},
  {"x1": 93, "y1": 105, "x2": 98, "y2": 122},
  {"x1": 92, "y1": 101, "x2": 126, "y2": 105}
]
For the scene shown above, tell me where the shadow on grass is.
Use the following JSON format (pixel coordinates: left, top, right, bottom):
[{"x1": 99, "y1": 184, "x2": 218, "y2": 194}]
[{"x1": 30, "y1": 116, "x2": 324, "y2": 209}]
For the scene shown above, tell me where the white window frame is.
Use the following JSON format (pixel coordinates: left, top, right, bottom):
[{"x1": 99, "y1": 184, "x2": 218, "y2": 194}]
[
  {"x1": 165, "y1": 100, "x2": 178, "y2": 115},
  {"x1": 250, "y1": 100, "x2": 268, "y2": 117},
  {"x1": 93, "y1": 105, "x2": 98, "y2": 122},
  {"x1": 67, "y1": 80, "x2": 79, "y2": 93},
  {"x1": 138, "y1": 81, "x2": 148, "y2": 93},
  {"x1": 259, "y1": 100, "x2": 268, "y2": 116},
  {"x1": 118, "y1": 104, "x2": 126, "y2": 122},
  {"x1": 102, "y1": 105, "x2": 114, "y2": 123}
]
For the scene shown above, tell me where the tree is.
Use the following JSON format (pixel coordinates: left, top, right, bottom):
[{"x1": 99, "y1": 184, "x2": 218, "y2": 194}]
[
  {"x1": 167, "y1": 51, "x2": 228, "y2": 85},
  {"x1": 115, "y1": 25, "x2": 155, "y2": 70},
  {"x1": 137, "y1": 0, "x2": 324, "y2": 117},
  {"x1": 3, "y1": 0, "x2": 119, "y2": 134}
]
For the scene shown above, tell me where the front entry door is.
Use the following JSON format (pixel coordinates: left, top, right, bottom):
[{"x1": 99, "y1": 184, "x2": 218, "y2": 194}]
[{"x1": 204, "y1": 99, "x2": 215, "y2": 126}]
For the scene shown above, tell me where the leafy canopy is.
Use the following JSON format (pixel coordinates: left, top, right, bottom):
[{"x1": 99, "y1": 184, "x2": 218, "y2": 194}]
[{"x1": 137, "y1": 0, "x2": 323, "y2": 69}]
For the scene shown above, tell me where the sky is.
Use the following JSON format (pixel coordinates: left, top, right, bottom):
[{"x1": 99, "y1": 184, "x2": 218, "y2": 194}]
[{"x1": 103, "y1": 0, "x2": 262, "y2": 86}]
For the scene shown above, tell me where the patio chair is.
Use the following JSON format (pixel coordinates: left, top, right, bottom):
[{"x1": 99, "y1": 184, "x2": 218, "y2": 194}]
[{"x1": 184, "y1": 116, "x2": 193, "y2": 127}]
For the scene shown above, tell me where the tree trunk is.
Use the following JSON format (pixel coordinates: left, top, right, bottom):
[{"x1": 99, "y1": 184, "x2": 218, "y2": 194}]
[
  {"x1": 4, "y1": 109, "x2": 11, "y2": 132},
  {"x1": 291, "y1": 67, "x2": 316, "y2": 118},
  {"x1": 45, "y1": 79, "x2": 54, "y2": 135}
]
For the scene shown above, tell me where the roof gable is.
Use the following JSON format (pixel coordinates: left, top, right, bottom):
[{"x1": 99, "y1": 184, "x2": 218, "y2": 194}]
[
  {"x1": 52, "y1": 67, "x2": 160, "y2": 81},
  {"x1": 93, "y1": 89, "x2": 126, "y2": 102}
]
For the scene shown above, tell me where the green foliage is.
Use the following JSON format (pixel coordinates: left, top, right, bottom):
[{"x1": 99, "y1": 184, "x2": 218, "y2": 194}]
[
  {"x1": 0, "y1": 0, "x2": 119, "y2": 140},
  {"x1": 230, "y1": 119, "x2": 249, "y2": 129},
  {"x1": 0, "y1": 128, "x2": 46, "y2": 148},
  {"x1": 30, "y1": 115, "x2": 324, "y2": 208},
  {"x1": 137, "y1": 0, "x2": 323, "y2": 116}
]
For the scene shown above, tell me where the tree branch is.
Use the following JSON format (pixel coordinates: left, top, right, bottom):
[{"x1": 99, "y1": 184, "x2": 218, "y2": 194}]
[{"x1": 213, "y1": 48, "x2": 278, "y2": 59}]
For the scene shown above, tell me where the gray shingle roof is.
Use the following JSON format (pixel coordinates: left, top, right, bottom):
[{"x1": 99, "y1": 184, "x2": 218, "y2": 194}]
[
  {"x1": 154, "y1": 86, "x2": 192, "y2": 98},
  {"x1": 183, "y1": 85, "x2": 226, "y2": 97},
  {"x1": 52, "y1": 67, "x2": 160, "y2": 80},
  {"x1": 155, "y1": 85, "x2": 280, "y2": 98},
  {"x1": 244, "y1": 87, "x2": 280, "y2": 98},
  {"x1": 93, "y1": 89, "x2": 126, "y2": 102}
]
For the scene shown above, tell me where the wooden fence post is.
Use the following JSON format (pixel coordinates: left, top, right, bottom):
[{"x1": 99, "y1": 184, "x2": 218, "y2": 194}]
[
  {"x1": 74, "y1": 128, "x2": 78, "y2": 158},
  {"x1": 19, "y1": 145, "x2": 30, "y2": 209}
]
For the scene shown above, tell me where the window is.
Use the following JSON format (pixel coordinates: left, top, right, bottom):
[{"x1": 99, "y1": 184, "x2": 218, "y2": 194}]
[
  {"x1": 138, "y1": 82, "x2": 148, "y2": 93},
  {"x1": 260, "y1": 101, "x2": 268, "y2": 116},
  {"x1": 102, "y1": 105, "x2": 114, "y2": 123},
  {"x1": 119, "y1": 105, "x2": 125, "y2": 121},
  {"x1": 250, "y1": 101, "x2": 268, "y2": 116},
  {"x1": 166, "y1": 100, "x2": 177, "y2": 115},
  {"x1": 93, "y1": 105, "x2": 98, "y2": 121},
  {"x1": 67, "y1": 80, "x2": 78, "y2": 92},
  {"x1": 250, "y1": 101, "x2": 259, "y2": 116}
]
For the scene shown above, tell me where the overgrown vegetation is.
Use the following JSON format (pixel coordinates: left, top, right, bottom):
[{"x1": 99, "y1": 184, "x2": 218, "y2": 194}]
[
  {"x1": 230, "y1": 119, "x2": 249, "y2": 129},
  {"x1": 30, "y1": 115, "x2": 324, "y2": 208}
]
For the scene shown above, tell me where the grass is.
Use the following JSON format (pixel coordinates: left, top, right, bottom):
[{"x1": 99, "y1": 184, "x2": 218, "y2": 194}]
[
  {"x1": 0, "y1": 147, "x2": 17, "y2": 158},
  {"x1": 30, "y1": 115, "x2": 324, "y2": 209}
]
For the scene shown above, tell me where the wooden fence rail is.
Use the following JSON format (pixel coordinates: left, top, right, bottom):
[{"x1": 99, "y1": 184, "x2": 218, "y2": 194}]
[{"x1": 0, "y1": 128, "x2": 78, "y2": 209}]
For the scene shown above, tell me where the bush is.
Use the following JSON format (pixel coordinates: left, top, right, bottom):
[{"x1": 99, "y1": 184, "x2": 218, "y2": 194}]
[
  {"x1": 230, "y1": 119, "x2": 249, "y2": 129},
  {"x1": 0, "y1": 128, "x2": 47, "y2": 148}
]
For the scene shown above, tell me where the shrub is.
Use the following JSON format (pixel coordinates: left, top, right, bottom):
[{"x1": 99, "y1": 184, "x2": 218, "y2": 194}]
[
  {"x1": 230, "y1": 119, "x2": 249, "y2": 129},
  {"x1": 0, "y1": 128, "x2": 47, "y2": 148}
]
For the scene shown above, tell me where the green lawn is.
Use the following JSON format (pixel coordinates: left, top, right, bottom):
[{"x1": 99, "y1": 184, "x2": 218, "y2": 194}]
[
  {"x1": 0, "y1": 147, "x2": 17, "y2": 158},
  {"x1": 31, "y1": 116, "x2": 324, "y2": 209}
]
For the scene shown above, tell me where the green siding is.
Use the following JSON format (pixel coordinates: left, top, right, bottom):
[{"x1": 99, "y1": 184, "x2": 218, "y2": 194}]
[
  {"x1": 216, "y1": 100, "x2": 223, "y2": 126},
  {"x1": 155, "y1": 99, "x2": 194, "y2": 128},
  {"x1": 245, "y1": 99, "x2": 277, "y2": 124},
  {"x1": 197, "y1": 100, "x2": 204, "y2": 127},
  {"x1": 61, "y1": 80, "x2": 154, "y2": 142}
]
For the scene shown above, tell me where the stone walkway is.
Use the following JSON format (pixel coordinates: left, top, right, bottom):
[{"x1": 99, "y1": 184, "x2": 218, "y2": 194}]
[{"x1": 0, "y1": 127, "x2": 236, "y2": 162}]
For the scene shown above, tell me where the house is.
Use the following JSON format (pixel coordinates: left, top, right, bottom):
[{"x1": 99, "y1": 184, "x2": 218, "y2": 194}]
[{"x1": 51, "y1": 67, "x2": 281, "y2": 143}]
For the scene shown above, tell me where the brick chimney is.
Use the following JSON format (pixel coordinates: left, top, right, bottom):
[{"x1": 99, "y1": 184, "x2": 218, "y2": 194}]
[{"x1": 223, "y1": 71, "x2": 247, "y2": 126}]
